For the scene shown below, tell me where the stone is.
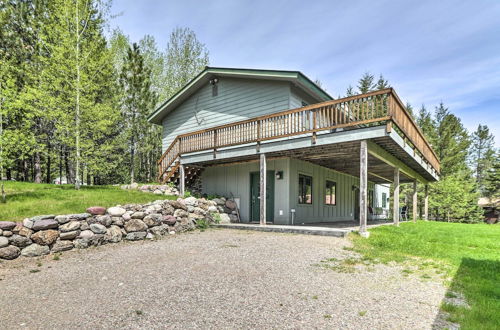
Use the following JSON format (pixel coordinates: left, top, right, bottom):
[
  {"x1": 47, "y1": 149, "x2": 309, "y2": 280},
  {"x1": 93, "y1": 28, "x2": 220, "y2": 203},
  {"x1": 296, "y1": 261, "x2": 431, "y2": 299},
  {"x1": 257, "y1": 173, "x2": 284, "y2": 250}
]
[
  {"x1": 125, "y1": 231, "x2": 147, "y2": 241},
  {"x1": 146, "y1": 232, "x2": 154, "y2": 239},
  {"x1": 187, "y1": 205, "x2": 195, "y2": 213},
  {"x1": 60, "y1": 221, "x2": 80, "y2": 232},
  {"x1": 225, "y1": 200, "x2": 237, "y2": 210},
  {"x1": 60, "y1": 230, "x2": 79, "y2": 240},
  {"x1": 122, "y1": 212, "x2": 132, "y2": 221},
  {"x1": 229, "y1": 214, "x2": 239, "y2": 223},
  {"x1": 21, "y1": 244, "x2": 49, "y2": 257},
  {"x1": 8, "y1": 234, "x2": 32, "y2": 248},
  {"x1": 212, "y1": 198, "x2": 225, "y2": 206},
  {"x1": 3, "y1": 230, "x2": 12, "y2": 237},
  {"x1": 0, "y1": 221, "x2": 17, "y2": 231},
  {"x1": 51, "y1": 240, "x2": 74, "y2": 252},
  {"x1": 80, "y1": 222, "x2": 89, "y2": 231},
  {"x1": 131, "y1": 212, "x2": 146, "y2": 219},
  {"x1": 54, "y1": 215, "x2": 70, "y2": 224},
  {"x1": 107, "y1": 206, "x2": 126, "y2": 217},
  {"x1": 153, "y1": 189, "x2": 162, "y2": 195},
  {"x1": 12, "y1": 223, "x2": 23, "y2": 234},
  {"x1": 73, "y1": 239, "x2": 89, "y2": 249},
  {"x1": 90, "y1": 223, "x2": 107, "y2": 234},
  {"x1": 67, "y1": 213, "x2": 91, "y2": 221},
  {"x1": 111, "y1": 217, "x2": 124, "y2": 227},
  {"x1": 95, "y1": 215, "x2": 112, "y2": 227},
  {"x1": 23, "y1": 218, "x2": 35, "y2": 229},
  {"x1": 86, "y1": 206, "x2": 106, "y2": 215},
  {"x1": 0, "y1": 236, "x2": 9, "y2": 248},
  {"x1": 130, "y1": 182, "x2": 139, "y2": 189},
  {"x1": 149, "y1": 224, "x2": 169, "y2": 236},
  {"x1": 162, "y1": 204, "x2": 175, "y2": 215},
  {"x1": 18, "y1": 226, "x2": 34, "y2": 238},
  {"x1": 124, "y1": 219, "x2": 148, "y2": 232},
  {"x1": 193, "y1": 207, "x2": 207, "y2": 216},
  {"x1": 208, "y1": 206, "x2": 218, "y2": 213},
  {"x1": 0, "y1": 229, "x2": 2, "y2": 236},
  {"x1": 188, "y1": 213, "x2": 204, "y2": 222},
  {"x1": 163, "y1": 215, "x2": 177, "y2": 225},
  {"x1": 32, "y1": 219, "x2": 59, "y2": 231},
  {"x1": 184, "y1": 196, "x2": 198, "y2": 207},
  {"x1": 174, "y1": 209, "x2": 188, "y2": 219},
  {"x1": 31, "y1": 230, "x2": 59, "y2": 246},
  {"x1": 0, "y1": 245, "x2": 21, "y2": 259},
  {"x1": 168, "y1": 200, "x2": 187, "y2": 211},
  {"x1": 143, "y1": 214, "x2": 163, "y2": 227},
  {"x1": 79, "y1": 230, "x2": 94, "y2": 239},
  {"x1": 104, "y1": 225, "x2": 122, "y2": 243},
  {"x1": 219, "y1": 213, "x2": 231, "y2": 224},
  {"x1": 30, "y1": 215, "x2": 55, "y2": 222}
]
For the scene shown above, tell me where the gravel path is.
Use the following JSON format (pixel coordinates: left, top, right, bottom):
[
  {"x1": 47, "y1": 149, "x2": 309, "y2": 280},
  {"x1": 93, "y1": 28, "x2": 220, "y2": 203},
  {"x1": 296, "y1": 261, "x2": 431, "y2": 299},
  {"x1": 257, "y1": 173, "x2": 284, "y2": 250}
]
[{"x1": 0, "y1": 229, "x2": 447, "y2": 329}]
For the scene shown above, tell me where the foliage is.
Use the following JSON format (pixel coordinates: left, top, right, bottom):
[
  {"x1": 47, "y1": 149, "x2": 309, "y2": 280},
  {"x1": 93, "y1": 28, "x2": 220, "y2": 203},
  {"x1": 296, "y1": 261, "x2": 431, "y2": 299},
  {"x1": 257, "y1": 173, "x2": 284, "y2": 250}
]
[
  {"x1": 195, "y1": 218, "x2": 209, "y2": 230},
  {"x1": 469, "y1": 125, "x2": 496, "y2": 195},
  {"x1": 483, "y1": 151, "x2": 500, "y2": 198},
  {"x1": 350, "y1": 221, "x2": 500, "y2": 330}
]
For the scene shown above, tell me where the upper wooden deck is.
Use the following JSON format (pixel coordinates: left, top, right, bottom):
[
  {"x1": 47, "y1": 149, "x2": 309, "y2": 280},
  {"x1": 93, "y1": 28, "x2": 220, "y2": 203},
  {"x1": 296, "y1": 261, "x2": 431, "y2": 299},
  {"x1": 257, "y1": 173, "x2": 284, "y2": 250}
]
[{"x1": 157, "y1": 88, "x2": 440, "y2": 183}]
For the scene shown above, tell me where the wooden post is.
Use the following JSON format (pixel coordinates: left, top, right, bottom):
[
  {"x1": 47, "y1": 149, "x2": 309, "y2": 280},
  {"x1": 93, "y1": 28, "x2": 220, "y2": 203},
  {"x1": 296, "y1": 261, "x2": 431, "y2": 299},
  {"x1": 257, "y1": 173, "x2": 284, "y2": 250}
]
[
  {"x1": 359, "y1": 140, "x2": 369, "y2": 237},
  {"x1": 393, "y1": 167, "x2": 400, "y2": 226},
  {"x1": 412, "y1": 180, "x2": 417, "y2": 223},
  {"x1": 424, "y1": 184, "x2": 429, "y2": 221},
  {"x1": 260, "y1": 153, "x2": 267, "y2": 226},
  {"x1": 179, "y1": 164, "x2": 185, "y2": 196}
]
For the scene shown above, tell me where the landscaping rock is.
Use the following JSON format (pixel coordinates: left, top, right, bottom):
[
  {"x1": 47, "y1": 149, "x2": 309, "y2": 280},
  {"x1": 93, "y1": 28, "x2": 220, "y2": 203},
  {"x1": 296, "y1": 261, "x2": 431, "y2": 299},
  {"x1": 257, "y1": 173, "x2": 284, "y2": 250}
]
[
  {"x1": 86, "y1": 206, "x2": 106, "y2": 215},
  {"x1": 131, "y1": 211, "x2": 146, "y2": 219},
  {"x1": 111, "y1": 217, "x2": 124, "y2": 227},
  {"x1": 54, "y1": 215, "x2": 70, "y2": 224},
  {"x1": 124, "y1": 219, "x2": 148, "y2": 232},
  {"x1": 3, "y1": 230, "x2": 13, "y2": 237},
  {"x1": 0, "y1": 245, "x2": 21, "y2": 259},
  {"x1": 184, "y1": 196, "x2": 198, "y2": 207},
  {"x1": 174, "y1": 209, "x2": 188, "y2": 219},
  {"x1": 95, "y1": 215, "x2": 112, "y2": 227},
  {"x1": 143, "y1": 214, "x2": 163, "y2": 227},
  {"x1": 0, "y1": 229, "x2": 2, "y2": 235},
  {"x1": 51, "y1": 240, "x2": 74, "y2": 252},
  {"x1": 18, "y1": 226, "x2": 34, "y2": 238},
  {"x1": 0, "y1": 221, "x2": 17, "y2": 231},
  {"x1": 193, "y1": 207, "x2": 207, "y2": 216},
  {"x1": 23, "y1": 218, "x2": 35, "y2": 229},
  {"x1": 60, "y1": 221, "x2": 80, "y2": 232},
  {"x1": 162, "y1": 204, "x2": 175, "y2": 215},
  {"x1": 12, "y1": 223, "x2": 23, "y2": 233},
  {"x1": 125, "y1": 231, "x2": 147, "y2": 241},
  {"x1": 31, "y1": 230, "x2": 59, "y2": 246},
  {"x1": 149, "y1": 224, "x2": 169, "y2": 236},
  {"x1": 30, "y1": 215, "x2": 55, "y2": 222},
  {"x1": 163, "y1": 215, "x2": 177, "y2": 225},
  {"x1": 32, "y1": 219, "x2": 59, "y2": 231},
  {"x1": 21, "y1": 244, "x2": 49, "y2": 257},
  {"x1": 59, "y1": 230, "x2": 79, "y2": 240},
  {"x1": 67, "y1": 213, "x2": 91, "y2": 221},
  {"x1": 90, "y1": 223, "x2": 107, "y2": 234},
  {"x1": 219, "y1": 213, "x2": 231, "y2": 224},
  {"x1": 107, "y1": 206, "x2": 126, "y2": 217},
  {"x1": 122, "y1": 212, "x2": 132, "y2": 221},
  {"x1": 169, "y1": 200, "x2": 187, "y2": 211},
  {"x1": 0, "y1": 236, "x2": 9, "y2": 248},
  {"x1": 225, "y1": 200, "x2": 237, "y2": 210},
  {"x1": 212, "y1": 198, "x2": 225, "y2": 206},
  {"x1": 208, "y1": 205, "x2": 218, "y2": 213},
  {"x1": 73, "y1": 239, "x2": 89, "y2": 249},
  {"x1": 104, "y1": 225, "x2": 122, "y2": 243},
  {"x1": 80, "y1": 222, "x2": 89, "y2": 231},
  {"x1": 8, "y1": 234, "x2": 32, "y2": 248},
  {"x1": 79, "y1": 230, "x2": 94, "y2": 239}
]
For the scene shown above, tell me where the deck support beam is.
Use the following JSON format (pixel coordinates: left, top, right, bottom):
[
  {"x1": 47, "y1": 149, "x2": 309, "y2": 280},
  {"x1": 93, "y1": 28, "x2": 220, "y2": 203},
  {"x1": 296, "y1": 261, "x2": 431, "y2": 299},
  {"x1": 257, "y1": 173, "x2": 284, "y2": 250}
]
[
  {"x1": 179, "y1": 164, "x2": 185, "y2": 196},
  {"x1": 412, "y1": 180, "x2": 418, "y2": 222},
  {"x1": 393, "y1": 167, "x2": 400, "y2": 226},
  {"x1": 359, "y1": 140, "x2": 369, "y2": 237},
  {"x1": 424, "y1": 184, "x2": 429, "y2": 221},
  {"x1": 260, "y1": 153, "x2": 267, "y2": 226}
]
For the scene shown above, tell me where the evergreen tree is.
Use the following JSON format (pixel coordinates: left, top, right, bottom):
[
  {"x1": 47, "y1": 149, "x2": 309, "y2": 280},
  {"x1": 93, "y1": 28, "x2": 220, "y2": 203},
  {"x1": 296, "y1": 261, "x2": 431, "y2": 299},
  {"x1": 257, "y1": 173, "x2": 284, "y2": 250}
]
[
  {"x1": 405, "y1": 102, "x2": 414, "y2": 119},
  {"x1": 375, "y1": 74, "x2": 390, "y2": 90},
  {"x1": 345, "y1": 85, "x2": 355, "y2": 97},
  {"x1": 357, "y1": 72, "x2": 375, "y2": 94},
  {"x1": 470, "y1": 124, "x2": 495, "y2": 195},
  {"x1": 483, "y1": 150, "x2": 499, "y2": 198}
]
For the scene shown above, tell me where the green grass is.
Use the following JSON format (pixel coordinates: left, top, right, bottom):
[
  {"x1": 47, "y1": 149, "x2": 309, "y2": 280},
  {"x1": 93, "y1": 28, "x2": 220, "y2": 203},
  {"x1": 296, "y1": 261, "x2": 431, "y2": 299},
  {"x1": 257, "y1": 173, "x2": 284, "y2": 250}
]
[
  {"x1": 0, "y1": 181, "x2": 176, "y2": 222},
  {"x1": 350, "y1": 221, "x2": 500, "y2": 330}
]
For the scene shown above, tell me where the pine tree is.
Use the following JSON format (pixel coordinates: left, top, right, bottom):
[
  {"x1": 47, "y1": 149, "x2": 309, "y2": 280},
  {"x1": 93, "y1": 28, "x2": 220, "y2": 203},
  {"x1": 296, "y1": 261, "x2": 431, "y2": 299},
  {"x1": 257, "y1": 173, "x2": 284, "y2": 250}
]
[
  {"x1": 483, "y1": 151, "x2": 500, "y2": 198},
  {"x1": 470, "y1": 124, "x2": 495, "y2": 195},
  {"x1": 357, "y1": 72, "x2": 375, "y2": 94},
  {"x1": 375, "y1": 74, "x2": 390, "y2": 90},
  {"x1": 346, "y1": 85, "x2": 355, "y2": 97}
]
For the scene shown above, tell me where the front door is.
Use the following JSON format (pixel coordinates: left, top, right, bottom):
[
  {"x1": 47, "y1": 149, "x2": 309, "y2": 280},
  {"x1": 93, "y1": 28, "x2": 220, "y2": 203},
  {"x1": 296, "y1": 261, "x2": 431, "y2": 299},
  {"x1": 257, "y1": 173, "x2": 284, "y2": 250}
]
[{"x1": 250, "y1": 171, "x2": 275, "y2": 222}]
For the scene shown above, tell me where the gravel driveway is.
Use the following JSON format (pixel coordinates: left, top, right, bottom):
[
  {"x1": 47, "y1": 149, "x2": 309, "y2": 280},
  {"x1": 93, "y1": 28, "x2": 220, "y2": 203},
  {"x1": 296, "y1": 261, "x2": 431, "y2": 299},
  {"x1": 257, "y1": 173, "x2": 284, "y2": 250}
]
[{"x1": 0, "y1": 229, "x2": 447, "y2": 329}]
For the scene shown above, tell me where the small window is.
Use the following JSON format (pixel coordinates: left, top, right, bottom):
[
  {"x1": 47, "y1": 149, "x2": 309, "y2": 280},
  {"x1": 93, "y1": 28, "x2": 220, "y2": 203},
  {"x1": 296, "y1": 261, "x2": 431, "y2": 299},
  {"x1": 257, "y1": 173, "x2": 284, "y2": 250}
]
[
  {"x1": 369, "y1": 190, "x2": 374, "y2": 208},
  {"x1": 382, "y1": 192, "x2": 387, "y2": 208},
  {"x1": 301, "y1": 101, "x2": 308, "y2": 107},
  {"x1": 298, "y1": 174, "x2": 312, "y2": 204},
  {"x1": 325, "y1": 180, "x2": 336, "y2": 205}
]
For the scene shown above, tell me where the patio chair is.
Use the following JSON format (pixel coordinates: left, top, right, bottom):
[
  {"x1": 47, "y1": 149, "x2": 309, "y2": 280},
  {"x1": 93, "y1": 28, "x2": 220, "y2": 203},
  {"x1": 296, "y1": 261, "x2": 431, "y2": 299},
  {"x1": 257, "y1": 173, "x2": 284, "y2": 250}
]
[{"x1": 400, "y1": 206, "x2": 408, "y2": 221}]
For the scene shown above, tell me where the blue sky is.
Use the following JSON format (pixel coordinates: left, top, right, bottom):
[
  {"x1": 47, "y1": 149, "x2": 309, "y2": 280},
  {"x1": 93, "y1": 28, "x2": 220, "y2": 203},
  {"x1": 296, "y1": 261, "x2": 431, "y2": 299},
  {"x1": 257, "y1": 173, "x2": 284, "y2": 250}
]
[{"x1": 110, "y1": 0, "x2": 500, "y2": 145}]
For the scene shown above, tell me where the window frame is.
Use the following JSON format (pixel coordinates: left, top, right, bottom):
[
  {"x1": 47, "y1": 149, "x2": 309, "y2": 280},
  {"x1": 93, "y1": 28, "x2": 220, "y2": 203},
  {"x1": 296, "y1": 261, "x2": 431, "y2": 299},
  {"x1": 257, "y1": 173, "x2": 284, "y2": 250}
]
[
  {"x1": 298, "y1": 174, "x2": 313, "y2": 205},
  {"x1": 382, "y1": 192, "x2": 387, "y2": 208},
  {"x1": 324, "y1": 180, "x2": 337, "y2": 206}
]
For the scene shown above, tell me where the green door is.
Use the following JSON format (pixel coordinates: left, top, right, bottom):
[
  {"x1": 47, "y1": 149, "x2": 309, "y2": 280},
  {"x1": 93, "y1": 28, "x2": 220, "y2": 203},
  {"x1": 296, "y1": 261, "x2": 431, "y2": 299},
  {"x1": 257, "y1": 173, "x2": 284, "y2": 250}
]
[{"x1": 250, "y1": 171, "x2": 275, "y2": 222}]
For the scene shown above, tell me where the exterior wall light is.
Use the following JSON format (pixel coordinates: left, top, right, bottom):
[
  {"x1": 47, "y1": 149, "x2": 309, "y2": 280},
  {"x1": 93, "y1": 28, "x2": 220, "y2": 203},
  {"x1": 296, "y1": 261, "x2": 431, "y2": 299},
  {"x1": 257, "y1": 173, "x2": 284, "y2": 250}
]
[{"x1": 276, "y1": 171, "x2": 284, "y2": 180}]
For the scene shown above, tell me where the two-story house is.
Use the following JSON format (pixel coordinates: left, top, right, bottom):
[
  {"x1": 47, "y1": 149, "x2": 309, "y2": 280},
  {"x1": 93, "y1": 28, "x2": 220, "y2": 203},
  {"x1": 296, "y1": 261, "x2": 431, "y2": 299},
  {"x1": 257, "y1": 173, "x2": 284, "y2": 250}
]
[{"x1": 148, "y1": 67, "x2": 439, "y2": 236}]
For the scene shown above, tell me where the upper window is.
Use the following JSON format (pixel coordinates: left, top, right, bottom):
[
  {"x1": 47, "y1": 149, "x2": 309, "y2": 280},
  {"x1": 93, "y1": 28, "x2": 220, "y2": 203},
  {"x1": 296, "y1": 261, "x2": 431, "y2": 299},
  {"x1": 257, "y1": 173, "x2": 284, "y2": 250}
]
[
  {"x1": 382, "y1": 192, "x2": 387, "y2": 208},
  {"x1": 298, "y1": 174, "x2": 312, "y2": 204},
  {"x1": 325, "y1": 180, "x2": 336, "y2": 205},
  {"x1": 301, "y1": 101, "x2": 308, "y2": 107}
]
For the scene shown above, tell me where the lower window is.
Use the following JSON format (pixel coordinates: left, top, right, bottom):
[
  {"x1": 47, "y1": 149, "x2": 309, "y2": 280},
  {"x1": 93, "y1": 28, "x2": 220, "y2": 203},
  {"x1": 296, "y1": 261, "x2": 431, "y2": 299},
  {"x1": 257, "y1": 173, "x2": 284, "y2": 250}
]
[
  {"x1": 298, "y1": 174, "x2": 312, "y2": 204},
  {"x1": 325, "y1": 180, "x2": 336, "y2": 205}
]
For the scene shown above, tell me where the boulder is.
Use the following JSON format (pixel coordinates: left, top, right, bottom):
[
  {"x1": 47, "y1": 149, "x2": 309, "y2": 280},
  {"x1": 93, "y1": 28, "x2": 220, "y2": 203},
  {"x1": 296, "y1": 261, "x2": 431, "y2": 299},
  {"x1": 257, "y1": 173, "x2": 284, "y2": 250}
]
[
  {"x1": 21, "y1": 244, "x2": 49, "y2": 257},
  {"x1": 8, "y1": 234, "x2": 32, "y2": 248},
  {"x1": 67, "y1": 213, "x2": 91, "y2": 221},
  {"x1": 90, "y1": 223, "x2": 107, "y2": 234},
  {"x1": 12, "y1": 223, "x2": 23, "y2": 234},
  {"x1": 131, "y1": 212, "x2": 146, "y2": 219},
  {"x1": 79, "y1": 230, "x2": 94, "y2": 239},
  {"x1": 125, "y1": 231, "x2": 147, "y2": 241},
  {"x1": 23, "y1": 218, "x2": 35, "y2": 229},
  {"x1": 162, "y1": 204, "x2": 175, "y2": 215},
  {"x1": 184, "y1": 196, "x2": 198, "y2": 207},
  {"x1": 111, "y1": 217, "x2": 124, "y2": 227},
  {"x1": 122, "y1": 212, "x2": 132, "y2": 221},
  {"x1": 0, "y1": 236, "x2": 9, "y2": 248},
  {"x1": 32, "y1": 219, "x2": 59, "y2": 231},
  {"x1": 0, "y1": 221, "x2": 17, "y2": 231},
  {"x1": 0, "y1": 245, "x2": 21, "y2": 259},
  {"x1": 219, "y1": 213, "x2": 231, "y2": 224},
  {"x1": 149, "y1": 224, "x2": 169, "y2": 236},
  {"x1": 143, "y1": 214, "x2": 163, "y2": 227},
  {"x1": 86, "y1": 206, "x2": 106, "y2": 215},
  {"x1": 130, "y1": 182, "x2": 139, "y2": 189},
  {"x1": 95, "y1": 215, "x2": 112, "y2": 227},
  {"x1": 30, "y1": 215, "x2": 55, "y2": 222},
  {"x1": 225, "y1": 200, "x2": 237, "y2": 210},
  {"x1": 60, "y1": 221, "x2": 80, "y2": 232},
  {"x1": 3, "y1": 230, "x2": 12, "y2": 237},
  {"x1": 207, "y1": 205, "x2": 218, "y2": 213},
  {"x1": 187, "y1": 205, "x2": 195, "y2": 213},
  {"x1": 59, "y1": 230, "x2": 79, "y2": 240},
  {"x1": 51, "y1": 240, "x2": 74, "y2": 253},
  {"x1": 73, "y1": 239, "x2": 89, "y2": 249},
  {"x1": 54, "y1": 215, "x2": 70, "y2": 224},
  {"x1": 104, "y1": 225, "x2": 122, "y2": 243},
  {"x1": 168, "y1": 200, "x2": 187, "y2": 211},
  {"x1": 174, "y1": 209, "x2": 188, "y2": 219},
  {"x1": 193, "y1": 207, "x2": 207, "y2": 216},
  {"x1": 18, "y1": 226, "x2": 34, "y2": 238},
  {"x1": 229, "y1": 214, "x2": 239, "y2": 223},
  {"x1": 124, "y1": 219, "x2": 148, "y2": 232},
  {"x1": 107, "y1": 206, "x2": 126, "y2": 217},
  {"x1": 0, "y1": 229, "x2": 2, "y2": 235},
  {"x1": 163, "y1": 215, "x2": 177, "y2": 225},
  {"x1": 212, "y1": 198, "x2": 225, "y2": 206},
  {"x1": 31, "y1": 230, "x2": 59, "y2": 246},
  {"x1": 153, "y1": 189, "x2": 162, "y2": 195},
  {"x1": 80, "y1": 222, "x2": 89, "y2": 231}
]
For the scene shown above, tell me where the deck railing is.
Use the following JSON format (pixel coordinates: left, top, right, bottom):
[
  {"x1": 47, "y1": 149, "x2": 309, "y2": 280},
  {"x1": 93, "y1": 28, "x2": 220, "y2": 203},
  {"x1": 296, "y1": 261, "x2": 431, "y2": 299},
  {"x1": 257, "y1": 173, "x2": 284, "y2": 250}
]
[{"x1": 157, "y1": 88, "x2": 440, "y2": 182}]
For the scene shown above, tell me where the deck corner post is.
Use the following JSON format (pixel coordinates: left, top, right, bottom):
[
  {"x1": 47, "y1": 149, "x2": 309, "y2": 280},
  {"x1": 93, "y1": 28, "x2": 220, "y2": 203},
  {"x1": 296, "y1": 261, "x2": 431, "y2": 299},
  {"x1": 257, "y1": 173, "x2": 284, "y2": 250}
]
[
  {"x1": 393, "y1": 167, "x2": 400, "y2": 226},
  {"x1": 179, "y1": 164, "x2": 185, "y2": 197},
  {"x1": 359, "y1": 140, "x2": 368, "y2": 237},
  {"x1": 424, "y1": 184, "x2": 429, "y2": 221},
  {"x1": 260, "y1": 153, "x2": 267, "y2": 226},
  {"x1": 412, "y1": 180, "x2": 418, "y2": 223}
]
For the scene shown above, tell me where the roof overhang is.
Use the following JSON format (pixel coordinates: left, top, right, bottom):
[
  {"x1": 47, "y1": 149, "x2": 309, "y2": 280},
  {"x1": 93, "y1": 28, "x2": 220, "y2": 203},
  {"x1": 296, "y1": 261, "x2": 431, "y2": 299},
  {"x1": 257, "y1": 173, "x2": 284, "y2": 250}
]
[{"x1": 147, "y1": 67, "x2": 333, "y2": 125}]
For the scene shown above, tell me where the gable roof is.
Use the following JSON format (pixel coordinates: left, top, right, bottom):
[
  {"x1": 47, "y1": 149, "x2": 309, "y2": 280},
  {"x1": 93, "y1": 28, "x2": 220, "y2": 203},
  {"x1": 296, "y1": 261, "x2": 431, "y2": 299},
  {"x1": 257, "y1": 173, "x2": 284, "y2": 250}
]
[{"x1": 147, "y1": 66, "x2": 333, "y2": 124}]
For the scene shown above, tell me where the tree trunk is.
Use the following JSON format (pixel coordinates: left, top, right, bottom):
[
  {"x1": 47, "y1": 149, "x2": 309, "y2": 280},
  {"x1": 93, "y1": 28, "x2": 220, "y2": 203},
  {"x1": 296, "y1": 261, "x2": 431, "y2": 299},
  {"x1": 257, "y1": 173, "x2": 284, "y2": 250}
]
[
  {"x1": 59, "y1": 145, "x2": 63, "y2": 184},
  {"x1": 23, "y1": 159, "x2": 29, "y2": 181},
  {"x1": 34, "y1": 153, "x2": 42, "y2": 183},
  {"x1": 46, "y1": 140, "x2": 51, "y2": 183},
  {"x1": 130, "y1": 135, "x2": 135, "y2": 184},
  {"x1": 65, "y1": 150, "x2": 74, "y2": 184}
]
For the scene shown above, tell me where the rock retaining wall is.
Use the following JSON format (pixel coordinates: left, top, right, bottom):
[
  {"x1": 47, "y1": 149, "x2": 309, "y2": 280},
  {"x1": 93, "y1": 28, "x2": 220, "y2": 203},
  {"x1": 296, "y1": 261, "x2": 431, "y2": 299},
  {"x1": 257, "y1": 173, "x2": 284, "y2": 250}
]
[
  {"x1": 0, "y1": 196, "x2": 237, "y2": 261},
  {"x1": 120, "y1": 183, "x2": 179, "y2": 196}
]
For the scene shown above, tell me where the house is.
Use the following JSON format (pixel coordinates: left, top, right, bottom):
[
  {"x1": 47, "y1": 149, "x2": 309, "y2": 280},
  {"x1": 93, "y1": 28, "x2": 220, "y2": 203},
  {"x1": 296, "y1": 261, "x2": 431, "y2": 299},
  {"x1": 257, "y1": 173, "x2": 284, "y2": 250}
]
[{"x1": 148, "y1": 67, "x2": 440, "y2": 235}]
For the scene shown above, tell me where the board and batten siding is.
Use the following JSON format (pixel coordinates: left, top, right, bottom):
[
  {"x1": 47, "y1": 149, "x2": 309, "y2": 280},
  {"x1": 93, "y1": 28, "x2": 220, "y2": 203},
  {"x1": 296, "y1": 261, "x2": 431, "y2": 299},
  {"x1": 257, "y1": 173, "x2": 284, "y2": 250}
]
[
  {"x1": 201, "y1": 158, "x2": 290, "y2": 224},
  {"x1": 161, "y1": 78, "x2": 291, "y2": 152}
]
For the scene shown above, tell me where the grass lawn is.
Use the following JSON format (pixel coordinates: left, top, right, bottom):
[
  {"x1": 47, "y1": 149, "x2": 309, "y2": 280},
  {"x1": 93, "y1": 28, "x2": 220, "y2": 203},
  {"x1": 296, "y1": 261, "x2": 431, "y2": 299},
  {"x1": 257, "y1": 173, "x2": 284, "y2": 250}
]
[
  {"x1": 0, "y1": 181, "x2": 176, "y2": 222},
  {"x1": 351, "y1": 221, "x2": 500, "y2": 330}
]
